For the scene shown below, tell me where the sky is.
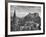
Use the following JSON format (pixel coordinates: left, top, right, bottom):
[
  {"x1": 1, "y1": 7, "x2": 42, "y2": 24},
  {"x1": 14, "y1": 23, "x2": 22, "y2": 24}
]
[{"x1": 10, "y1": 5, "x2": 41, "y2": 18}]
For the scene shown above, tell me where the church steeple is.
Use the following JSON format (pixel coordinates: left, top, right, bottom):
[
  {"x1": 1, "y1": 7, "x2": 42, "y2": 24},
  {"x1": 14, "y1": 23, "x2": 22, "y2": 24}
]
[
  {"x1": 13, "y1": 11, "x2": 16, "y2": 18},
  {"x1": 13, "y1": 10, "x2": 16, "y2": 24}
]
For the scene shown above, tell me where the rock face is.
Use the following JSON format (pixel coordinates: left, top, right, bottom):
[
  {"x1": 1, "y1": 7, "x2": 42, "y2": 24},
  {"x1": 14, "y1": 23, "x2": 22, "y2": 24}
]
[
  {"x1": 24, "y1": 13, "x2": 41, "y2": 24},
  {"x1": 11, "y1": 12, "x2": 41, "y2": 31}
]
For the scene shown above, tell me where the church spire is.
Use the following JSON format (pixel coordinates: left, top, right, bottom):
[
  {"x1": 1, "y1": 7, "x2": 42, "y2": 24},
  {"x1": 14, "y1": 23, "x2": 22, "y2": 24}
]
[
  {"x1": 13, "y1": 10, "x2": 16, "y2": 17},
  {"x1": 13, "y1": 10, "x2": 16, "y2": 24}
]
